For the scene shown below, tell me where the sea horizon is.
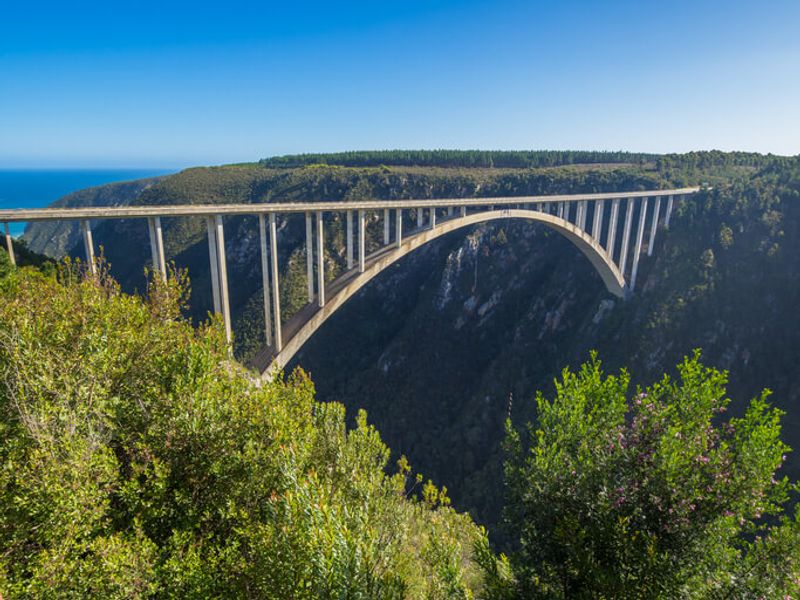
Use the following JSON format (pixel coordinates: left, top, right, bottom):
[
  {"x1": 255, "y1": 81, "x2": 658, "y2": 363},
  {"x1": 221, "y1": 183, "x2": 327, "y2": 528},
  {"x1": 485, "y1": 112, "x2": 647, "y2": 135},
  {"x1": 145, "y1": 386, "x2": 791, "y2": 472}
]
[{"x1": 0, "y1": 168, "x2": 177, "y2": 237}]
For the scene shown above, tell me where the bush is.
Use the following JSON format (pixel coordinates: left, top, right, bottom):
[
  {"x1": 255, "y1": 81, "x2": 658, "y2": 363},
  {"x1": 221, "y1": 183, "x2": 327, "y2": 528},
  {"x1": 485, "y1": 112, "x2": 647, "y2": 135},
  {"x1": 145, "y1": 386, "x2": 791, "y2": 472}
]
[
  {"x1": 480, "y1": 353, "x2": 800, "y2": 598},
  {"x1": 0, "y1": 263, "x2": 484, "y2": 598}
]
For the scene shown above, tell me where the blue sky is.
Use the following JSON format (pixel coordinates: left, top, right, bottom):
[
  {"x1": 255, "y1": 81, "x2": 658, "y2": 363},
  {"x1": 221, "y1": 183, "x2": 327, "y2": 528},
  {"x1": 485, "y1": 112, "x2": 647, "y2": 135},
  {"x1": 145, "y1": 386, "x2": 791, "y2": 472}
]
[{"x1": 1, "y1": 0, "x2": 799, "y2": 167}]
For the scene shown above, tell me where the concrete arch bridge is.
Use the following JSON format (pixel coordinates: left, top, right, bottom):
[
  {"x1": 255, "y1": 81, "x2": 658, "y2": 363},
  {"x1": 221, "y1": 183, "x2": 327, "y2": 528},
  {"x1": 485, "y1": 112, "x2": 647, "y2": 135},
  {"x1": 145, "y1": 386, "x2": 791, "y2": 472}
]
[{"x1": 0, "y1": 187, "x2": 699, "y2": 374}]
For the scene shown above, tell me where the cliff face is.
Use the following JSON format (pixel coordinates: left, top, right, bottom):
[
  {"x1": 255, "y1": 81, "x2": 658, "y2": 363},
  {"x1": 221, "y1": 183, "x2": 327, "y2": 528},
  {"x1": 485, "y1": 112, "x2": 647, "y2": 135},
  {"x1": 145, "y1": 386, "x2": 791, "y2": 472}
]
[{"x1": 22, "y1": 157, "x2": 800, "y2": 542}]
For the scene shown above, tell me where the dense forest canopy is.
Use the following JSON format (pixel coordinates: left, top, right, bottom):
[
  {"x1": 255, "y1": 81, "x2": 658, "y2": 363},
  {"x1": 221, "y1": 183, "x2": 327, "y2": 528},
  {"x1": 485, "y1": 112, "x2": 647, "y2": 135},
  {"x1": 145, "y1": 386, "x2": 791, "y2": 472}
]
[{"x1": 257, "y1": 149, "x2": 796, "y2": 171}]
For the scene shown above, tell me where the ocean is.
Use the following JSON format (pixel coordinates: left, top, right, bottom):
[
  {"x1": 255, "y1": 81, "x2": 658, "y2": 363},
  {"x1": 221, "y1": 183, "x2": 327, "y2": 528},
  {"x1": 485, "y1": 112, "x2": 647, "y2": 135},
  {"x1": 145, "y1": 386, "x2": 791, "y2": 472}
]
[{"x1": 0, "y1": 169, "x2": 177, "y2": 237}]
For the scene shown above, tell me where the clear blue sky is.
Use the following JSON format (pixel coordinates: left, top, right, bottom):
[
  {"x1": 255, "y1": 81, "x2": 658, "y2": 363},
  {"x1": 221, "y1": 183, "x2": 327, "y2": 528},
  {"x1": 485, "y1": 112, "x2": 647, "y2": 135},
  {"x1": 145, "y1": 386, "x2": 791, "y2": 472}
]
[{"x1": 2, "y1": 0, "x2": 798, "y2": 167}]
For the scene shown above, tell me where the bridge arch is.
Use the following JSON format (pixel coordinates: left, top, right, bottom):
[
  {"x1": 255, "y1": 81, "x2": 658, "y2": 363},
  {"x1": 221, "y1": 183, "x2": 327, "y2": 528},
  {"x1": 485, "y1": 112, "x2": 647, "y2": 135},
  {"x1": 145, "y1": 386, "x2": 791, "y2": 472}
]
[{"x1": 261, "y1": 208, "x2": 624, "y2": 374}]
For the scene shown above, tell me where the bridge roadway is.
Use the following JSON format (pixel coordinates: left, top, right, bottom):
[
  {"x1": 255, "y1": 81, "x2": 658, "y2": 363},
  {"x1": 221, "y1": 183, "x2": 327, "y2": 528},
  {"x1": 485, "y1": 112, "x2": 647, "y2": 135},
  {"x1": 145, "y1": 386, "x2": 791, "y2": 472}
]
[{"x1": 1, "y1": 187, "x2": 701, "y2": 373}]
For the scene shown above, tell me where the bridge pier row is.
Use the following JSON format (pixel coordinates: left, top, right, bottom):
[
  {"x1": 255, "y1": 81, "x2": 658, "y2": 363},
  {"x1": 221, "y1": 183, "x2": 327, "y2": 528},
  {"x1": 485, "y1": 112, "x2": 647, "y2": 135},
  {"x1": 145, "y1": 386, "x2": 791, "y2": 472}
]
[
  {"x1": 358, "y1": 209, "x2": 366, "y2": 273},
  {"x1": 607, "y1": 198, "x2": 620, "y2": 258},
  {"x1": 306, "y1": 212, "x2": 315, "y2": 302},
  {"x1": 395, "y1": 209, "x2": 403, "y2": 248},
  {"x1": 665, "y1": 194, "x2": 675, "y2": 228},
  {"x1": 383, "y1": 208, "x2": 390, "y2": 245},
  {"x1": 3, "y1": 223, "x2": 14, "y2": 267},
  {"x1": 269, "y1": 214, "x2": 282, "y2": 351},
  {"x1": 630, "y1": 198, "x2": 649, "y2": 292},
  {"x1": 618, "y1": 199, "x2": 636, "y2": 275},
  {"x1": 346, "y1": 210, "x2": 354, "y2": 269},
  {"x1": 258, "y1": 215, "x2": 273, "y2": 347},
  {"x1": 147, "y1": 216, "x2": 167, "y2": 282},
  {"x1": 316, "y1": 211, "x2": 325, "y2": 307},
  {"x1": 81, "y1": 220, "x2": 97, "y2": 276},
  {"x1": 648, "y1": 197, "x2": 662, "y2": 257}
]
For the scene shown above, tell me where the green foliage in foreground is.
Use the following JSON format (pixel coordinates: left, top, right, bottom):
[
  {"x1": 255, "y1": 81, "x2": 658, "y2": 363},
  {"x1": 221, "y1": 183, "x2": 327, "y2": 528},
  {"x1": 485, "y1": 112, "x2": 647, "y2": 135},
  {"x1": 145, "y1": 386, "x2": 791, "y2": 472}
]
[
  {"x1": 0, "y1": 264, "x2": 484, "y2": 599},
  {"x1": 479, "y1": 353, "x2": 800, "y2": 599}
]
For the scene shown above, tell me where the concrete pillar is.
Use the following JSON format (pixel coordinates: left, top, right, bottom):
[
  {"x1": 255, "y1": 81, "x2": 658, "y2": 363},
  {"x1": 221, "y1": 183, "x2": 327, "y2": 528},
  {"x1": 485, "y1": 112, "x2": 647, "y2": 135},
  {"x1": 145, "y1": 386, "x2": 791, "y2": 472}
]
[
  {"x1": 417, "y1": 207, "x2": 423, "y2": 229},
  {"x1": 213, "y1": 215, "x2": 232, "y2": 345},
  {"x1": 358, "y1": 209, "x2": 366, "y2": 273},
  {"x1": 316, "y1": 211, "x2": 325, "y2": 307},
  {"x1": 630, "y1": 198, "x2": 649, "y2": 291},
  {"x1": 346, "y1": 210, "x2": 354, "y2": 269},
  {"x1": 4, "y1": 222, "x2": 15, "y2": 267},
  {"x1": 577, "y1": 201, "x2": 587, "y2": 230},
  {"x1": 461, "y1": 206, "x2": 467, "y2": 218},
  {"x1": 557, "y1": 202, "x2": 564, "y2": 219},
  {"x1": 537, "y1": 202, "x2": 545, "y2": 212},
  {"x1": 147, "y1": 217, "x2": 166, "y2": 282},
  {"x1": 206, "y1": 217, "x2": 221, "y2": 314},
  {"x1": 305, "y1": 212, "x2": 314, "y2": 302},
  {"x1": 258, "y1": 215, "x2": 273, "y2": 346},
  {"x1": 430, "y1": 207, "x2": 436, "y2": 229},
  {"x1": 665, "y1": 194, "x2": 675, "y2": 229},
  {"x1": 618, "y1": 198, "x2": 635, "y2": 275},
  {"x1": 648, "y1": 197, "x2": 662, "y2": 257},
  {"x1": 592, "y1": 200, "x2": 605, "y2": 242},
  {"x1": 607, "y1": 198, "x2": 620, "y2": 258},
  {"x1": 395, "y1": 209, "x2": 403, "y2": 248},
  {"x1": 383, "y1": 208, "x2": 390, "y2": 245},
  {"x1": 81, "y1": 220, "x2": 96, "y2": 276},
  {"x1": 269, "y1": 213, "x2": 282, "y2": 351},
  {"x1": 447, "y1": 206, "x2": 453, "y2": 217}
]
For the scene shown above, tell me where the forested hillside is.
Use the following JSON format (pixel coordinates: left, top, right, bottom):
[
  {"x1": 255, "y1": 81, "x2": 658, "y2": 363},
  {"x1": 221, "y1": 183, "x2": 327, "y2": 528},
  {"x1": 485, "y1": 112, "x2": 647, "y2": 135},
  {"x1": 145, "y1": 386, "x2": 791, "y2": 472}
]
[{"x1": 21, "y1": 151, "x2": 800, "y2": 543}]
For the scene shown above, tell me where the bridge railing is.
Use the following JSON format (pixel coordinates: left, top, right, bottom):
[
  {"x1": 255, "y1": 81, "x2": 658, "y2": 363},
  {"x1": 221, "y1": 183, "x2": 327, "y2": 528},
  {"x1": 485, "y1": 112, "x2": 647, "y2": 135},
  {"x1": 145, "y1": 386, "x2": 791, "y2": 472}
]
[{"x1": 1, "y1": 187, "x2": 700, "y2": 362}]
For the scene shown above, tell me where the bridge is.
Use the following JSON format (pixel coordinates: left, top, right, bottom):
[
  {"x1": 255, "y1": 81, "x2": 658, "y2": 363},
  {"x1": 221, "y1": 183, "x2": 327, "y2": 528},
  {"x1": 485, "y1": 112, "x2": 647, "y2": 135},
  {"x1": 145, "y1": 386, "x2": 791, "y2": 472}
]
[{"x1": 1, "y1": 187, "x2": 700, "y2": 373}]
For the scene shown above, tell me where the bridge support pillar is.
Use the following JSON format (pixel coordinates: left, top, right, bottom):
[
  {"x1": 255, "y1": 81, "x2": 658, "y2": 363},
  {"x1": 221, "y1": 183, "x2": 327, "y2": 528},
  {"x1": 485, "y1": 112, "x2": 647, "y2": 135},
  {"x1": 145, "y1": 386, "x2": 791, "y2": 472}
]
[
  {"x1": 258, "y1": 214, "x2": 273, "y2": 346},
  {"x1": 417, "y1": 208, "x2": 423, "y2": 229},
  {"x1": 346, "y1": 210, "x2": 354, "y2": 269},
  {"x1": 3, "y1": 223, "x2": 14, "y2": 267},
  {"x1": 396, "y1": 209, "x2": 403, "y2": 248},
  {"x1": 316, "y1": 211, "x2": 325, "y2": 306},
  {"x1": 607, "y1": 198, "x2": 620, "y2": 258},
  {"x1": 592, "y1": 200, "x2": 604, "y2": 242},
  {"x1": 557, "y1": 202, "x2": 564, "y2": 219},
  {"x1": 383, "y1": 208, "x2": 390, "y2": 245},
  {"x1": 81, "y1": 220, "x2": 96, "y2": 276},
  {"x1": 665, "y1": 195, "x2": 674, "y2": 229},
  {"x1": 578, "y1": 201, "x2": 588, "y2": 230},
  {"x1": 430, "y1": 207, "x2": 436, "y2": 229},
  {"x1": 461, "y1": 206, "x2": 467, "y2": 218},
  {"x1": 648, "y1": 197, "x2": 661, "y2": 256},
  {"x1": 147, "y1": 217, "x2": 166, "y2": 282},
  {"x1": 630, "y1": 198, "x2": 649, "y2": 291},
  {"x1": 306, "y1": 212, "x2": 315, "y2": 302},
  {"x1": 358, "y1": 209, "x2": 366, "y2": 273},
  {"x1": 269, "y1": 213, "x2": 282, "y2": 351},
  {"x1": 206, "y1": 217, "x2": 221, "y2": 313},
  {"x1": 537, "y1": 202, "x2": 545, "y2": 213},
  {"x1": 618, "y1": 198, "x2": 635, "y2": 275},
  {"x1": 207, "y1": 215, "x2": 232, "y2": 345},
  {"x1": 447, "y1": 206, "x2": 453, "y2": 217}
]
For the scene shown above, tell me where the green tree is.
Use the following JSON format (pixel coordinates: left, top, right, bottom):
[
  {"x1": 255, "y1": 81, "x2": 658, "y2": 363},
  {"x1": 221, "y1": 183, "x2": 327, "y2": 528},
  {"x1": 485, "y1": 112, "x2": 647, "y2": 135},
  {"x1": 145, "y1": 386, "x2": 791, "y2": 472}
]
[{"x1": 480, "y1": 353, "x2": 800, "y2": 599}]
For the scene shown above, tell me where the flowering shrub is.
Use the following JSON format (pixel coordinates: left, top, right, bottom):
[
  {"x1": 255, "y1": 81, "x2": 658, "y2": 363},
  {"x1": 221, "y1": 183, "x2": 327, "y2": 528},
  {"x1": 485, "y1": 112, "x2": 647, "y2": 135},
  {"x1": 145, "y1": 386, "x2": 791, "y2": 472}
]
[{"x1": 479, "y1": 352, "x2": 800, "y2": 598}]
